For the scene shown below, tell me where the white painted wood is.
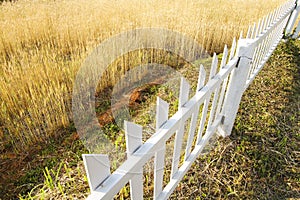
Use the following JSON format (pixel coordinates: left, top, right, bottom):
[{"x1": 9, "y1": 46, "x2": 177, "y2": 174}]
[
  {"x1": 170, "y1": 119, "x2": 185, "y2": 179},
  {"x1": 220, "y1": 39, "x2": 256, "y2": 136},
  {"x1": 125, "y1": 121, "x2": 143, "y2": 156},
  {"x1": 292, "y1": 20, "x2": 300, "y2": 38},
  {"x1": 250, "y1": 23, "x2": 257, "y2": 39},
  {"x1": 206, "y1": 85, "x2": 220, "y2": 131},
  {"x1": 156, "y1": 97, "x2": 169, "y2": 130},
  {"x1": 196, "y1": 98, "x2": 209, "y2": 144},
  {"x1": 154, "y1": 97, "x2": 169, "y2": 199},
  {"x1": 82, "y1": 154, "x2": 111, "y2": 191},
  {"x1": 264, "y1": 14, "x2": 270, "y2": 31},
  {"x1": 216, "y1": 45, "x2": 229, "y2": 119},
  {"x1": 220, "y1": 45, "x2": 229, "y2": 68},
  {"x1": 125, "y1": 121, "x2": 143, "y2": 200},
  {"x1": 259, "y1": 17, "x2": 265, "y2": 35},
  {"x1": 255, "y1": 19, "x2": 262, "y2": 38},
  {"x1": 196, "y1": 65, "x2": 206, "y2": 92},
  {"x1": 239, "y1": 31, "x2": 244, "y2": 40},
  {"x1": 246, "y1": 26, "x2": 252, "y2": 39},
  {"x1": 184, "y1": 64, "x2": 207, "y2": 159},
  {"x1": 285, "y1": 2, "x2": 299, "y2": 36},
  {"x1": 269, "y1": 11, "x2": 275, "y2": 28},
  {"x1": 209, "y1": 53, "x2": 218, "y2": 79},
  {"x1": 274, "y1": 6, "x2": 280, "y2": 21},
  {"x1": 205, "y1": 51, "x2": 221, "y2": 126},
  {"x1": 229, "y1": 37, "x2": 237, "y2": 60},
  {"x1": 255, "y1": 6, "x2": 293, "y2": 43},
  {"x1": 178, "y1": 77, "x2": 190, "y2": 108},
  {"x1": 218, "y1": 38, "x2": 237, "y2": 123},
  {"x1": 171, "y1": 78, "x2": 190, "y2": 178},
  {"x1": 184, "y1": 106, "x2": 200, "y2": 161},
  {"x1": 284, "y1": 1, "x2": 298, "y2": 36}
]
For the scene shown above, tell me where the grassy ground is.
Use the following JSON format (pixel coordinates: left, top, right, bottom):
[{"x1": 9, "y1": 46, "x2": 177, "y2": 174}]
[
  {"x1": 0, "y1": 0, "x2": 299, "y2": 199},
  {"x1": 1, "y1": 38, "x2": 299, "y2": 199},
  {"x1": 169, "y1": 39, "x2": 300, "y2": 199}
]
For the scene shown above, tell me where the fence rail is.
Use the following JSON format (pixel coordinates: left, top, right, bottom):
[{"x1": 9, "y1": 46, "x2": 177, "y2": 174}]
[{"x1": 82, "y1": 0, "x2": 300, "y2": 199}]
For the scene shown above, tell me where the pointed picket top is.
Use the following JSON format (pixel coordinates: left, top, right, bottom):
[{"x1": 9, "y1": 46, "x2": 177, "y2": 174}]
[
  {"x1": 292, "y1": 21, "x2": 300, "y2": 39},
  {"x1": 259, "y1": 17, "x2": 265, "y2": 34},
  {"x1": 209, "y1": 53, "x2": 218, "y2": 80},
  {"x1": 255, "y1": 19, "x2": 261, "y2": 38},
  {"x1": 156, "y1": 97, "x2": 169, "y2": 130},
  {"x1": 246, "y1": 25, "x2": 252, "y2": 39},
  {"x1": 178, "y1": 77, "x2": 190, "y2": 109},
  {"x1": 196, "y1": 64, "x2": 206, "y2": 92},
  {"x1": 273, "y1": 7, "x2": 279, "y2": 21},
  {"x1": 269, "y1": 11, "x2": 275, "y2": 26},
  {"x1": 278, "y1": 2, "x2": 285, "y2": 17},
  {"x1": 265, "y1": 12, "x2": 272, "y2": 29},
  {"x1": 260, "y1": 16, "x2": 268, "y2": 33},
  {"x1": 124, "y1": 121, "x2": 143, "y2": 200},
  {"x1": 251, "y1": 23, "x2": 256, "y2": 39},
  {"x1": 275, "y1": 4, "x2": 281, "y2": 19},
  {"x1": 220, "y1": 45, "x2": 228, "y2": 68},
  {"x1": 82, "y1": 154, "x2": 111, "y2": 191},
  {"x1": 270, "y1": 11, "x2": 276, "y2": 26},
  {"x1": 259, "y1": 17, "x2": 266, "y2": 34},
  {"x1": 154, "y1": 97, "x2": 169, "y2": 199},
  {"x1": 229, "y1": 37, "x2": 237, "y2": 60},
  {"x1": 125, "y1": 121, "x2": 143, "y2": 156},
  {"x1": 239, "y1": 31, "x2": 244, "y2": 40},
  {"x1": 266, "y1": 12, "x2": 272, "y2": 28}
]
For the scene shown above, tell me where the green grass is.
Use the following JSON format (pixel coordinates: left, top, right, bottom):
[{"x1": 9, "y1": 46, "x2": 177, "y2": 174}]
[{"x1": 1, "y1": 39, "x2": 299, "y2": 199}]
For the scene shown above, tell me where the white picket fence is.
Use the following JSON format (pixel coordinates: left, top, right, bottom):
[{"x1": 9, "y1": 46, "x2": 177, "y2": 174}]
[{"x1": 82, "y1": 0, "x2": 300, "y2": 199}]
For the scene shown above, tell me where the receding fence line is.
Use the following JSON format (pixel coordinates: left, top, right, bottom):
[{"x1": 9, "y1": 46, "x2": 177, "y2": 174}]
[{"x1": 82, "y1": 0, "x2": 300, "y2": 199}]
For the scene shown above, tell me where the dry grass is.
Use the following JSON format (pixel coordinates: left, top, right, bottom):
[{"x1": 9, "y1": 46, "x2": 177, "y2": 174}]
[
  {"x1": 0, "y1": 0, "x2": 298, "y2": 199},
  {"x1": 0, "y1": 0, "x2": 286, "y2": 152}
]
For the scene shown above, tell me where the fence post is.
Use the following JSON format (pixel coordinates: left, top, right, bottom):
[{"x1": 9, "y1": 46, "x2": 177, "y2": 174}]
[
  {"x1": 285, "y1": 0, "x2": 300, "y2": 36},
  {"x1": 219, "y1": 39, "x2": 256, "y2": 137},
  {"x1": 292, "y1": 21, "x2": 300, "y2": 38}
]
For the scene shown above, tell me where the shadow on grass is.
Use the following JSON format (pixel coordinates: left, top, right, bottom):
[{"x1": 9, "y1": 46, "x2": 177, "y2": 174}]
[
  {"x1": 231, "y1": 39, "x2": 300, "y2": 199},
  {"x1": 169, "y1": 39, "x2": 299, "y2": 199}
]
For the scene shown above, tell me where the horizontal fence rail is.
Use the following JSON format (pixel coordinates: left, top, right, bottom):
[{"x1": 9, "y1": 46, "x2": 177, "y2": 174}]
[{"x1": 82, "y1": 0, "x2": 300, "y2": 199}]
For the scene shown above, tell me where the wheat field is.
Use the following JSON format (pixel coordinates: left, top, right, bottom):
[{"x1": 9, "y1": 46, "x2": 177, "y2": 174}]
[{"x1": 0, "y1": 0, "x2": 287, "y2": 152}]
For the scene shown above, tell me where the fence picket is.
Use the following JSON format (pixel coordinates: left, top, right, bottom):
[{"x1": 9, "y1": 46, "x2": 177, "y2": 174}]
[
  {"x1": 259, "y1": 17, "x2": 265, "y2": 35},
  {"x1": 206, "y1": 53, "x2": 220, "y2": 129},
  {"x1": 82, "y1": 154, "x2": 111, "y2": 191},
  {"x1": 171, "y1": 78, "x2": 190, "y2": 178},
  {"x1": 196, "y1": 97, "x2": 209, "y2": 144},
  {"x1": 239, "y1": 31, "x2": 244, "y2": 40},
  {"x1": 293, "y1": 21, "x2": 300, "y2": 38},
  {"x1": 215, "y1": 45, "x2": 229, "y2": 119},
  {"x1": 183, "y1": 64, "x2": 207, "y2": 160},
  {"x1": 178, "y1": 78, "x2": 190, "y2": 108},
  {"x1": 184, "y1": 106, "x2": 199, "y2": 160},
  {"x1": 246, "y1": 26, "x2": 252, "y2": 39},
  {"x1": 255, "y1": 19, "x2": 262, "y2": 38},
  {"x1": 250, "y1": 23, "x2": 256, "y2": 39},
  {"x1": 196, "y1": 65, "x2": 206, "y2": 92},
  {"x1": 154, "y1": 97, "x2": 169, "y2": 199},
  {"x1": 209, "y1": 53, "x2": 218, "y2": 79},
  {"x1": 125, "y1": 121, "x2": 143, "y2": 200},
  {"x1": 229, "y1": 38, "x2": 237, "y2": 59}
]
